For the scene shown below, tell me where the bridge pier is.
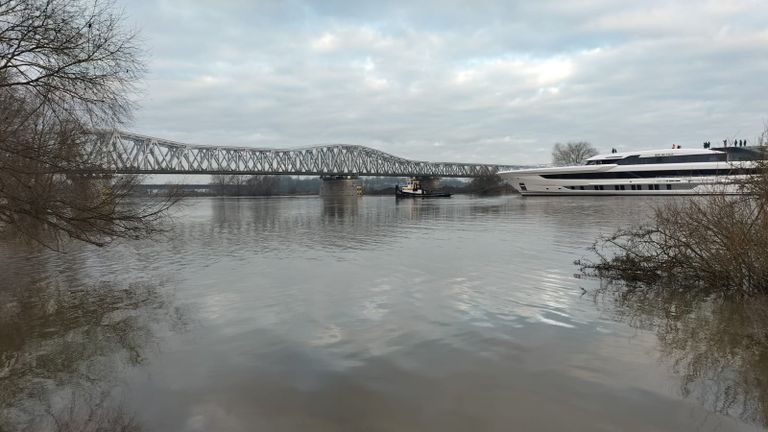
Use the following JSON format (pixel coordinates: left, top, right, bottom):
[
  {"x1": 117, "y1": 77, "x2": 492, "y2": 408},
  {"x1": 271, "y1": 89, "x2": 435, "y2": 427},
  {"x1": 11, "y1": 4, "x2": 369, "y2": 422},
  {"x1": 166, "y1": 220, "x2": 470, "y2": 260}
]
[{"x1": 319, "y1": 176, "x2": 362, "y2": 197}]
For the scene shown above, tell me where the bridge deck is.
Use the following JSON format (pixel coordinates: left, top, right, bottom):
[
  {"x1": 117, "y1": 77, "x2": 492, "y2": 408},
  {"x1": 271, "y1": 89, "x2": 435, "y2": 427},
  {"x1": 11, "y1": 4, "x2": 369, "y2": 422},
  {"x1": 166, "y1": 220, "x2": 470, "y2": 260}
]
[{"x1": 83, "y1": 131, "x2": 521, "y2": 177}]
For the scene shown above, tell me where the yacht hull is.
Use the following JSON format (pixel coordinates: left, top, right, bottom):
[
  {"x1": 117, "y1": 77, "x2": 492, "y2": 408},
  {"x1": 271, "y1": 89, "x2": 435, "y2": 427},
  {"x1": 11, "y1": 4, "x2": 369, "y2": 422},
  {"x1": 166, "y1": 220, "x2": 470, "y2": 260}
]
[
  {"x1": 498, "y1": 146, "x2": 763, "y2": 196},
  {"x1": 501, "y1": 173, "x2": 743, "y2": 196}
]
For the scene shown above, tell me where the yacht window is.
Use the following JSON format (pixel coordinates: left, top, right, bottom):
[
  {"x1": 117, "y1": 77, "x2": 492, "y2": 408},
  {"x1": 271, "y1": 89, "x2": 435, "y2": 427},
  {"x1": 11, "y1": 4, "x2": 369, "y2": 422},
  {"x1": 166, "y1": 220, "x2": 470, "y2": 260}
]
[
  {"x1": 579, "y1": 186, "x2": 584, "y2": 190},
  {"x1": 587, "y1": 152, "x2": 735, "y2": 166},
  {"x1": 666, "y1": 184, "x2": 672, "y2": 190},
  {"x1": 619, "y1": 153, "x2": 728, "y2": 165},
  {"x1": 587, "y1": 157, "x2": 626, "y2": 165},
  {"x1": 725, "y1": 147, "x2": 768, "y2": 161},
  {"x1": 541, "y1": 167, "x2": 757, "y2": 180}
]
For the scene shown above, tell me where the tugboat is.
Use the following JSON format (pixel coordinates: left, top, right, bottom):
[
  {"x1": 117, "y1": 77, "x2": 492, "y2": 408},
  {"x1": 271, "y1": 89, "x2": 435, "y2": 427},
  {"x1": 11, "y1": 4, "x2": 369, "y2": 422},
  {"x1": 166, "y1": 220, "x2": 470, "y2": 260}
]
[{"x1": 395, "y1": 178, "x2": 452, "y2": 198}]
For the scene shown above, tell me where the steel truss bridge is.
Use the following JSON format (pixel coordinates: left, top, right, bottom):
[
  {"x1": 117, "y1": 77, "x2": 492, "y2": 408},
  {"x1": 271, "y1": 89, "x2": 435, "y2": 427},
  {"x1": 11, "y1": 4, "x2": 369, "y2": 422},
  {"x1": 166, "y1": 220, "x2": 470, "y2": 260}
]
[{"x1": 83, "y1": 131, "x2": 519, "y2": 178}]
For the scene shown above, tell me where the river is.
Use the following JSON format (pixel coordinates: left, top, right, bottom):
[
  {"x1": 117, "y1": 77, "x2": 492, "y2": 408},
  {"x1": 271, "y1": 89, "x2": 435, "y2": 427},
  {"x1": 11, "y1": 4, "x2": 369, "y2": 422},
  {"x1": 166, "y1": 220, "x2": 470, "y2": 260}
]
[{"x1": 0, "y1": 195, "x2": 764, "y2": 431}]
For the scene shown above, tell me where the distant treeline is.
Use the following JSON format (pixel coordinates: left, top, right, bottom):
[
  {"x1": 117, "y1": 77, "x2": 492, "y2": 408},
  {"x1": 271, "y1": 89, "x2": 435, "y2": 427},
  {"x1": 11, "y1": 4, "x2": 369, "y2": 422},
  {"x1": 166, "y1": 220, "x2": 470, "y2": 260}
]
[
  {"x1": 209, "y1": 175, "x2": 321, "y2": 196},
  {"x1": 141, "y1": 174, "x2": 516, "y2": 196}
]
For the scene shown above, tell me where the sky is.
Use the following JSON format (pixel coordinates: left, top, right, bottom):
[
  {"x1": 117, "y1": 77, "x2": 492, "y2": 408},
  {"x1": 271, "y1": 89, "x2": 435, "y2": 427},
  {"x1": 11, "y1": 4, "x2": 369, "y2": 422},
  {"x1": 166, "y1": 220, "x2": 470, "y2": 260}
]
[{"x1": 121, "y1": 0, "x2": 768, "y2": 165}]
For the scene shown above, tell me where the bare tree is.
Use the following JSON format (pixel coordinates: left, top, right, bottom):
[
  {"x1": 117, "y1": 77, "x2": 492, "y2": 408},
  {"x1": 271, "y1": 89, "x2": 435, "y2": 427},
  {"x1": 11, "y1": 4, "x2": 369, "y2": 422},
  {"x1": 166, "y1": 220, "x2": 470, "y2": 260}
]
[
  {"x1": 210, "y1": 175, "x2": 249, "y2": 196},
  {"x1": 209, "y1": 175, "x2": 281, "y2": 196},
  {"x1": 467, "y1": 173, "x2": 504, "y2": 194},
  {"x1": 246, "y1": 175, "x2": 280, "y2": 196},
  {"x1": 757, "y1": 119, "x2": 768, "y2": 147},
  {"x1": 0, "y1": 0, "x2": 177, "y2": 249},
  {"x1": 551, "y1": 141, "x2": 599, "y2": 166}
]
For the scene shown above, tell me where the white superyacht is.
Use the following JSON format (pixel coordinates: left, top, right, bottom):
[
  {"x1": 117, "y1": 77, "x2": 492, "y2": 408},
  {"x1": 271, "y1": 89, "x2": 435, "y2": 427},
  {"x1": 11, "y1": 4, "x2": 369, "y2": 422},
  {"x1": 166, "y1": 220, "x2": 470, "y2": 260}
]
[{"x1": 500, "y1": 145, "x2": 765, "y2": 196}]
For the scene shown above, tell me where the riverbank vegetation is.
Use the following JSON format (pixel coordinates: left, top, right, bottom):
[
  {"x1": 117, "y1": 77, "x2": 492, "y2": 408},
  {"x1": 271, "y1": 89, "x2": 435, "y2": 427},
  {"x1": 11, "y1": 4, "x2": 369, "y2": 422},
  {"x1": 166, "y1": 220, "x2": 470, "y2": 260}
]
[
  {"x1": 580, "y1": 158, "x2": 768, "y2": 296},
  {"x1": 579, "y1": 130, "x2": 768, "y2": 426},
  {"x1": 0, "y1": 0, "x2": 176, "y2": 249}
]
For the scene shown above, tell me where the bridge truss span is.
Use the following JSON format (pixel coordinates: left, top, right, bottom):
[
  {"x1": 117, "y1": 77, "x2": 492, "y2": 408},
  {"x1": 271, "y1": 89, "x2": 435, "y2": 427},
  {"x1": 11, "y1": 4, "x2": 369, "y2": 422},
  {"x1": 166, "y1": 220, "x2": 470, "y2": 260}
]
[{"x1": 85, "y1": 131, "x2": 519, "y2": 177}]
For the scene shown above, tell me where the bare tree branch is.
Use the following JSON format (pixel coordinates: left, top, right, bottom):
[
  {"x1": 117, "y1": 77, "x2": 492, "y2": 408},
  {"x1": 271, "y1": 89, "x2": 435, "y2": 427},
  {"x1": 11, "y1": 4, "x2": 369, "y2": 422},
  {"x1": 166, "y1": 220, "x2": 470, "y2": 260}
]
[
  {"x1": 551, "y1": 141, "x2": 599, "y2": 166},
  {"x1": 0, "y1": 0, "x2": 176, "y2": 250}
]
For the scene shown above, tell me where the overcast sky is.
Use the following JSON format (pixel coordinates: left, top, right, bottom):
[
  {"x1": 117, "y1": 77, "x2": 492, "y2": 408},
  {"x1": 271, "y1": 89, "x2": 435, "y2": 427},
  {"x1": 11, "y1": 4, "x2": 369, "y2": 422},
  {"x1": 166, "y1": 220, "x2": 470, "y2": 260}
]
[{"x1": 121, "y1": 0, "x2": 768, "y2": 165}]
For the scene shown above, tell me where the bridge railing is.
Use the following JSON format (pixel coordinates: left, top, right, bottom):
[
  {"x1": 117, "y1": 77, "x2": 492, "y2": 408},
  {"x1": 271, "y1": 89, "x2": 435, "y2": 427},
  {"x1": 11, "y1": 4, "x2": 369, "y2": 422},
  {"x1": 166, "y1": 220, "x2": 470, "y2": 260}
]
[{"x1": 80, "y1": 131, "x2": 521, "y2": 177}]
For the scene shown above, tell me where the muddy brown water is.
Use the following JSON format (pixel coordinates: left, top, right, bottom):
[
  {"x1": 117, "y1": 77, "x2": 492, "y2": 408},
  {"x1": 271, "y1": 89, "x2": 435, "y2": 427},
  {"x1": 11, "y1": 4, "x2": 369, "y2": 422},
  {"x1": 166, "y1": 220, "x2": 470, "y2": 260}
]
[{"x1": 0, "y1": 195, "x2": 764, "y2": 431}]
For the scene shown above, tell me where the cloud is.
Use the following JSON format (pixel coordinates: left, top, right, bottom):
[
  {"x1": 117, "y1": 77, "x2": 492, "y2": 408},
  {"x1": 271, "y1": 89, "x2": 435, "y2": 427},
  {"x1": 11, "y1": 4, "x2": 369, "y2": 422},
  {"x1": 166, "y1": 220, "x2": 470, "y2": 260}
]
[
  {"x1": 310, "y1": 33, "x2": 339, "y2": 52},
  {"x1": 121, "y1": 0, "x2": 768, "y2": 165}
]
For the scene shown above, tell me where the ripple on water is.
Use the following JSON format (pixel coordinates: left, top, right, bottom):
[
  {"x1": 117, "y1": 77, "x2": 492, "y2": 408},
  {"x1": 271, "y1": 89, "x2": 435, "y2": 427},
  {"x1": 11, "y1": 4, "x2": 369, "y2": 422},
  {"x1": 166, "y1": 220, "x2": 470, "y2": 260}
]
[{"x1": 1, "y1": 196, "x2": 759, "y2": 432}]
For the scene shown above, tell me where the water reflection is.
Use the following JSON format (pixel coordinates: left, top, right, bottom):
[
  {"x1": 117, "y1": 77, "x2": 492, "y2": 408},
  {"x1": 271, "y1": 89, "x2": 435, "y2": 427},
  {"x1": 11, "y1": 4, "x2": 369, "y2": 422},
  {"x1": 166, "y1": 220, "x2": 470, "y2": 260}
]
[
  {"x1": 192, "y1": 196, "x2": 529, "y2": 255},
  {"x1": 599, "y1": 281, "x2": 768, "y2": 427},
  {"x1": 321, "y1": 196, "x2": 360, "y2": 220},
  {"x1": 3, "y1": 196, "x2": 761, "y2": 431},
  {"x1": 196, "y1": 195, "x2": 627, "y2": 250},
  {"x1": 0, "y1": 248, "x2": 187, "y2": 431}
]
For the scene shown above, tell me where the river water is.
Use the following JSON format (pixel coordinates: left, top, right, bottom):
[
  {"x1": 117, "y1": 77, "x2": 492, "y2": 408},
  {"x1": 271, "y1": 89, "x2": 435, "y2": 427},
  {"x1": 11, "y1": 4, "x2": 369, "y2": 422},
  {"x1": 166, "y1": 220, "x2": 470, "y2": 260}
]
[{"x1": 0, "y1": 195, "x2": 764, "y2": 431}]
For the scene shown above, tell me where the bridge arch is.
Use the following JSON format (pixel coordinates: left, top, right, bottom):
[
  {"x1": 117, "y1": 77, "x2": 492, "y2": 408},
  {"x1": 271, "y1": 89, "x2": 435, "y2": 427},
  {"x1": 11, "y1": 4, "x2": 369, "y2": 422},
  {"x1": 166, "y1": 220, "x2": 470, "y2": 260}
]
[{"x1": 82, "y1": 131, "x2": 520, "y2": 177}]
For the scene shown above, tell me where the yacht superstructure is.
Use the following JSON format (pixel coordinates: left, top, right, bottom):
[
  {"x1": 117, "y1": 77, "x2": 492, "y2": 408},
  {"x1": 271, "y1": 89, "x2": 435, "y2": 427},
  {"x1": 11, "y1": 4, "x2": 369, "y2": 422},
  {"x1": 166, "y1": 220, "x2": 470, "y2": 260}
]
[{"x1": 500, "y1": 146, "x2": 765, "y2": 196}]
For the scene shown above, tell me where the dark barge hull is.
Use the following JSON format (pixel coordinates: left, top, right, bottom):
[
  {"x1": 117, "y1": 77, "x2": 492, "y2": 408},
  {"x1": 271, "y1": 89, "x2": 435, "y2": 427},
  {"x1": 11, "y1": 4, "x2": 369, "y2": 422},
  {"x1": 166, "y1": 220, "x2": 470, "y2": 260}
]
[{"x1": 395, "y1": 186, "x2": 452, "y2": 198}]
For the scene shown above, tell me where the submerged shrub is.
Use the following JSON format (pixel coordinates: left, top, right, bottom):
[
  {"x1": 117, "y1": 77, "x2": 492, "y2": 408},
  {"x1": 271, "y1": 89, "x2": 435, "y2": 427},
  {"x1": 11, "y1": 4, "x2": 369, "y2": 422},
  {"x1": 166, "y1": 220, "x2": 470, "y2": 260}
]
[{"x1": 579, "y1": 160, "x2": 768, "y2": 297}]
